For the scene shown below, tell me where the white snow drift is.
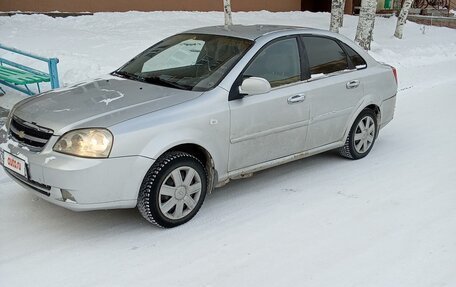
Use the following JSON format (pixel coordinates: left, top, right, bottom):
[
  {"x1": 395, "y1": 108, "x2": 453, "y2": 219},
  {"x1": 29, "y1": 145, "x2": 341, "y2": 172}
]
[{"x1": 0, "y1": 11, "x2": 455, "y2": 287}]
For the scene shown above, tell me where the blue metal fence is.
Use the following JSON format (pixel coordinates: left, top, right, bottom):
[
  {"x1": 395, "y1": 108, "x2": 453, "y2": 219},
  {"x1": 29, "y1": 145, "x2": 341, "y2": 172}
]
[{"x1": 0, "y1": 43, "x2": 60, "y2": 95}]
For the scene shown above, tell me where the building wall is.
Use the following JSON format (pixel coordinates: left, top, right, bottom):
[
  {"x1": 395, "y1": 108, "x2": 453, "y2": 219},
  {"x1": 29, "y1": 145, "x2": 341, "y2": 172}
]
[
  {"x1": 301, "y1": 0, "x2": 356, "y2": 14},
  {"x1": 0, "y1": 0, "x2": 301, "y2": 13},
  {"x1": 5, "y1": 0, "x2": 429, "y2": 15},
  {"x1": 408, "y1": 15, "x2": 456, "y2": 28},
  {"x1": 301, "y1": 1, "x2": 331, "y2": 13}
]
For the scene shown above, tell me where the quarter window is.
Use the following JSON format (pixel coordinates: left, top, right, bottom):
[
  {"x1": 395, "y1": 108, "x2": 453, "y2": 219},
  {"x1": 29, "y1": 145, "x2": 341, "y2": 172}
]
[
  {"x1": 243, "y1": 38, "x2": 301, "y2": 88},
  {"x1": 340, "y1": 42, "x2": 367, "y2": 68},
  {"x1": 302, "y1": 36, "x2": 349, "y2": 76}
]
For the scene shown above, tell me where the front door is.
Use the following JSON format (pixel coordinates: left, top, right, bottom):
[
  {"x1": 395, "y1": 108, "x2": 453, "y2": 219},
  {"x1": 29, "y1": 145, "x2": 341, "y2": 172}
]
[{"x1": 228, "y1": 37, "x2": 310, "y2": 171}]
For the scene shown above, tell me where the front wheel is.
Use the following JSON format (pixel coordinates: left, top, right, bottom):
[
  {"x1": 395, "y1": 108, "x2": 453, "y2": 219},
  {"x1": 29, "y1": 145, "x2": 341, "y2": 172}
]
[
  {"x1": 137, "y1": 152, "x2": 208, "y2": 228},
  {"x1": 339, "y1": 109, "x2": 378, "y2": 160}
]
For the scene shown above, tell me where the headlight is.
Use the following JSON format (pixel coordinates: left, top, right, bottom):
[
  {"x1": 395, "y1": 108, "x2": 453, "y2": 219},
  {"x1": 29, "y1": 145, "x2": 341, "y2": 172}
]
[{"x1": 53, "y1": 129, "x2": 113, "y2": 158}]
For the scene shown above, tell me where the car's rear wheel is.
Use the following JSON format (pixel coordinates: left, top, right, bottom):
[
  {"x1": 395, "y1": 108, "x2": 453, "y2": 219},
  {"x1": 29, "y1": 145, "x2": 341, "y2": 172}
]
[
  {"x1": 339, "y1": 109, "x2": 378, "y2": 160},
  {"x1": 137, "y1": 151, "x2": 207, "y2": 228}
]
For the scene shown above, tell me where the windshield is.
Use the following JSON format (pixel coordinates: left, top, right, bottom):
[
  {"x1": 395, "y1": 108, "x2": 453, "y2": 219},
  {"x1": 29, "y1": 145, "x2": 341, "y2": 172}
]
[{"x1": 114, "y1": 33, "x2": 253, "y2": 91}]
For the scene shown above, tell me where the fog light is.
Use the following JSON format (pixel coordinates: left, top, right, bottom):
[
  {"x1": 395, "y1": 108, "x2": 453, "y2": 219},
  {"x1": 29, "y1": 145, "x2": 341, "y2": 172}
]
[{"x1": 61, "y1": 189, "x2": 76, "y2": 203}]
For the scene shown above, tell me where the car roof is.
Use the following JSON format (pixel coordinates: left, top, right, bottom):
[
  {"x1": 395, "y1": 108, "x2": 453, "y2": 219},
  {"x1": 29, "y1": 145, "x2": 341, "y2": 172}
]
[{"x1": 185, "y1": 25, "x2": 322, "y2": 41}]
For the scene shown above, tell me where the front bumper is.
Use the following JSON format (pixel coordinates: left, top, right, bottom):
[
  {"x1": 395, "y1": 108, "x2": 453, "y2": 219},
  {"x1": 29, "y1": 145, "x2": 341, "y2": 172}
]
[{"x1": 1, "y1": 136, "x2": 155, "y2": 211}]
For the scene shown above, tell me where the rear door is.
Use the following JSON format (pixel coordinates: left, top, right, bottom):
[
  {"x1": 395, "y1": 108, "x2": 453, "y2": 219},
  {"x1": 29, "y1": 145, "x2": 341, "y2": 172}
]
[
  {"x1": 228, "y1": 37, "x2": 310, "y2": 171},
  {"x1": 300, "y1": 36, "x2": 366, "y2": 150}
]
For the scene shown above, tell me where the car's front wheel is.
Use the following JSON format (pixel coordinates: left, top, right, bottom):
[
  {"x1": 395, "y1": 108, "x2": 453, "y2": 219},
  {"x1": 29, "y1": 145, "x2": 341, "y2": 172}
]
[
  {"x1": 137, "y1": 151, "x2": 207, "y2": 228},
  {"x1": 339, "y1": 109, "x2": 378, "y2": 160}
]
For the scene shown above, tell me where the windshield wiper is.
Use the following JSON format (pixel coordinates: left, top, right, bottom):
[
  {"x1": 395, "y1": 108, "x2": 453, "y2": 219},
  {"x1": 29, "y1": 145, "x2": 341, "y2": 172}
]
[
  {"x1": 113, "y1": 71, "x2": 192, "y2": 90},
  {"x1": 143, "y1": 76, "x2": 192, "y2": 91},
  {"x1": 112, "y1": 70, "x2": 146, "y2": 82},
  {"x1": 112, "y1": 70, "x2": 132, "y2": 79}
]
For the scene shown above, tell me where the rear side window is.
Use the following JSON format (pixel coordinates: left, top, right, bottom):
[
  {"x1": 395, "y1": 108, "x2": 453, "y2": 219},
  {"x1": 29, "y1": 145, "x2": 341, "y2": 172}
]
[
  {"x1": 301, "y1": 36, "x2": 349, "y2": 75},
  {"x1": 340, "y1": 42, "x2": 367, "y2": 68},
  {"x1": 243, "y1": 38, "x2": 301, "y2": 88}
]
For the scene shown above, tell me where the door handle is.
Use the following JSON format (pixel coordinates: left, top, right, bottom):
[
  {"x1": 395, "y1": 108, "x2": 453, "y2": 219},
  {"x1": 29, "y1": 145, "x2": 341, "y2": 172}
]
[
  {"x1": 287, "y1": 94, "x2": 306, "y2": 104},
  {"x1": 346, "y1": 80, "x2": 360, "y2": 89}
]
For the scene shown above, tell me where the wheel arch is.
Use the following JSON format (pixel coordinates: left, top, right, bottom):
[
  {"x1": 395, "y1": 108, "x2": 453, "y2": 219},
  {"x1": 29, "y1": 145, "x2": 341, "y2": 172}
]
[
  {"x1": 365, "y1": 104, "x2": 381, "y2": 124},
  {"x1": 158, "y1": 143, "x2": 217, "y2": 194},
  {"x1": 342, "y1": 100, "x2": 382, "y2": 142},
  {"x1": 364, "y1": 104, "x2": 381, "y2": 138}
]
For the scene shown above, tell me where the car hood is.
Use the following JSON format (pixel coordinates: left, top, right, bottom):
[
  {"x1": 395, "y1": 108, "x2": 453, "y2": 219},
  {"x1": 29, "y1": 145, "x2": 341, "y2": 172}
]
[{"x1": 12, "y1": 75, "x2": 204, "y2": 135}]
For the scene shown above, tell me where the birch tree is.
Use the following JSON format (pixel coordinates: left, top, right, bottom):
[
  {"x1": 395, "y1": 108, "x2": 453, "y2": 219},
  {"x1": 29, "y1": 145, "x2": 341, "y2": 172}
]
[
  {"x1": 330, "y1": 0, "x2": 346, "y2": 33},
  {"x1": 394, "y1": 0, "x2": 413, "y2": 39},
  {"x1": 355, "y1": 0, "x2": 378, "y2": 50},
  {"x1": 224, "y1": 0, "x2": 233, "y2": 26}
]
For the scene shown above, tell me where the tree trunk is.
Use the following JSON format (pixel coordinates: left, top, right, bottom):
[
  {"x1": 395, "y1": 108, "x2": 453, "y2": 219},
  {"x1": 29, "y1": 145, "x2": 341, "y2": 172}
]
[
  {"x1": 224, "y1": 0, "x2": 233, "y2": 26},
  {"x1": 340, "y1": 1, "x2": 345, "y2": 27},
  {"x1": 355, "y1": 0, "x2": 378, "y2": 50},
  {"x1": 394, "y1": 0, "x2": 413, "y2": 39},
  {"x1": 330, "y1": 0, "x2": 346, "y2": 33}
]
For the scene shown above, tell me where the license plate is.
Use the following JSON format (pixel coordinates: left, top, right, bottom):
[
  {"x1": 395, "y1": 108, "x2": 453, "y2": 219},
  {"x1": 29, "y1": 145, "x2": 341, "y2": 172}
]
[{"x1": 3, "y1": 151, "x2": 28, "y2": 178}]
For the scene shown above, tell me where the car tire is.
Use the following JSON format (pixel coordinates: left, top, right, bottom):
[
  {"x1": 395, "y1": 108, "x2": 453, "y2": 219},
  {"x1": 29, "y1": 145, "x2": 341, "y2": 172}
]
[
  {"x1": 137, "y1": 151, "x2": 208, "y2": 228},
  {"x1": 339, "y1": 109, "x2": 378, "y2": 160}
]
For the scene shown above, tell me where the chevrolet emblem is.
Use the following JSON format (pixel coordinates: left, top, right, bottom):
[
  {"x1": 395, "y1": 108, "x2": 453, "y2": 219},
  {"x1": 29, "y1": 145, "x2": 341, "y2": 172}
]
[{"x1": 17, "y1": 131, "x2": 26, "y2": 139}]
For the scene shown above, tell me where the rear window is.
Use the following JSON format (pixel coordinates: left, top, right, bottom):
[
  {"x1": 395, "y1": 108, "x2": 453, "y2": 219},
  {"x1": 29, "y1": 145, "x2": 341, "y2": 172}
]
[
  {"x1": 340, "y1": 42, "x2": 367, "y2": 69},
  {"x1": 301, "y1": 36, "x2": 349, "y2": 75}
]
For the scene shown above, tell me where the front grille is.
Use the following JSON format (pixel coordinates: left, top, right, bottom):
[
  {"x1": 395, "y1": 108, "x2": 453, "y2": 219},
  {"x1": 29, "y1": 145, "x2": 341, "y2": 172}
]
[{"x1": 9, "y1": 116, "x2": 54, "y2": 150}]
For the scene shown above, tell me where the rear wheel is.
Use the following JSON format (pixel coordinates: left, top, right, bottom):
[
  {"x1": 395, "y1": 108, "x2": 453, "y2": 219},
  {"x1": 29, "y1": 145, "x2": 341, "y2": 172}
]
[
  {"x1": 339, "y1": 109, "x2": 378, "y2": 160},
  {"x1": 137, "y1": 151, "x2": 207, "y2": 228}
]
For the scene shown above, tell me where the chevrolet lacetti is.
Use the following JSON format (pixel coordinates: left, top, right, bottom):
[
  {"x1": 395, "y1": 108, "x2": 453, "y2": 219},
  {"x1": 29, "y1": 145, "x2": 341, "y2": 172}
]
[{"x1": 0, "y1": 25, "x2": 397, "y2": 227}]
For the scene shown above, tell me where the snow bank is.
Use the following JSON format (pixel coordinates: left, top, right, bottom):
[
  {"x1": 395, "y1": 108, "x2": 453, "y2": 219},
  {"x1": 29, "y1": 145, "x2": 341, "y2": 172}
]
[
  {"x1": 0, "y1": 11, "x2": 455, "y2": 90},
  {"x1": 0, "y1": 11, "x2": 455, "y2": 287}
]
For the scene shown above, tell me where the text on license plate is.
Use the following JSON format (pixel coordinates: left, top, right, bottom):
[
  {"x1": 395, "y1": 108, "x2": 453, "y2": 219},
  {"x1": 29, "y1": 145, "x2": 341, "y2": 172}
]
[{"x1": 3, "y1": 151, "x2": 28, "y2": 178}]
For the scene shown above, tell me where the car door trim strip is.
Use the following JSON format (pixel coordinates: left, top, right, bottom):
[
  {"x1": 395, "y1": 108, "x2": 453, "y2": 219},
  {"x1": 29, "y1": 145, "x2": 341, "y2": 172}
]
[{"x1": 230, "y1": 119, "x2": 310, "y2": 144}]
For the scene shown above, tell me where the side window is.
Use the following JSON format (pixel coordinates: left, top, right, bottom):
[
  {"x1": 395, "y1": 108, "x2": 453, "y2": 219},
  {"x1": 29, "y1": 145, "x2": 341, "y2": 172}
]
[
  {"x1": 301, "y1": 36, "x2": 349, "y2": 76},
  {"x1": 340, "y1": 42, "x2": 367, "y2": 69},
  {"x1": 243, "y1": 38, "x2": 301, "y2": 88}
]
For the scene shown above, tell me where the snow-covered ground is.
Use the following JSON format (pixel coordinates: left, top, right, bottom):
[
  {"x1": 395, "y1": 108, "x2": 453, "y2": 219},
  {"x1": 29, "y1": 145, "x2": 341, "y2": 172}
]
[{"x1": 1, "y1": 11, "x2": 456, "y2": 287}]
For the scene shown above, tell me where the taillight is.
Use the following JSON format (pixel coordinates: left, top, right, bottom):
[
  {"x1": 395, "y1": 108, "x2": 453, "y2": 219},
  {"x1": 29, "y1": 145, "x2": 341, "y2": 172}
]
[{"x1": 391, "y1": 66, "x2": 398, "y2": 85}]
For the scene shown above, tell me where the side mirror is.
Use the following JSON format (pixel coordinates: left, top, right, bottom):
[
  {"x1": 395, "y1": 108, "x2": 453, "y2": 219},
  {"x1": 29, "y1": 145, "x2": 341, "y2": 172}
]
[{"x1": 239, "y1": 77, "x2": 271, "y2": 96}]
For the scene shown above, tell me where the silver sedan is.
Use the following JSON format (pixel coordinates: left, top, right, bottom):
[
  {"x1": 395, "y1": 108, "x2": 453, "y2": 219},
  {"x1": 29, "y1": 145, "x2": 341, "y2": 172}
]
[{"x1": 0, "y1": 25, "x2": 397, "y2": 227}]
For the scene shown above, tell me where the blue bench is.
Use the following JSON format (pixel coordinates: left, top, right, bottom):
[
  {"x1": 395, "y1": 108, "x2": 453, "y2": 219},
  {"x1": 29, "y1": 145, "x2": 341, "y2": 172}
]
[{"x1": 0, "y1": 44, "x2": 60, "y2": 96}]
